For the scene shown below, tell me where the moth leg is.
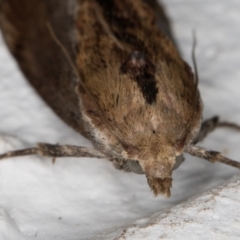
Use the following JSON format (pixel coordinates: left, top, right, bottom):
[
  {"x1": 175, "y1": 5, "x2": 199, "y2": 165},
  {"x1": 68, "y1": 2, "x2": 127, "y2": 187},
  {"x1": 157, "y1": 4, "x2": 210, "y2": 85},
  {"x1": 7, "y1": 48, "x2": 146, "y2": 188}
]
[
  {"x1": 193, "y1": 116, "x2": 219, "y2": 144},
  {"x1": 0, "y1": 143, "x2": 105, "y2": 160},
  {"x1": 185, "y1": 145, "x2": 240, "y2": 170},
  {"x1": 194, "y1": 116, "x2": 240, "y2": 144}
]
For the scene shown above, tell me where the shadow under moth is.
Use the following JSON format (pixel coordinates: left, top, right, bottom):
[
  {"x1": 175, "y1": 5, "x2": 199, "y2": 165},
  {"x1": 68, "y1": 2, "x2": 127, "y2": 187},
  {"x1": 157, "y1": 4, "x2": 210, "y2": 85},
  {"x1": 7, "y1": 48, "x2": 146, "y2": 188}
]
[{"x1": 0, "y1": 0, "x2": 240, "y2": 197}]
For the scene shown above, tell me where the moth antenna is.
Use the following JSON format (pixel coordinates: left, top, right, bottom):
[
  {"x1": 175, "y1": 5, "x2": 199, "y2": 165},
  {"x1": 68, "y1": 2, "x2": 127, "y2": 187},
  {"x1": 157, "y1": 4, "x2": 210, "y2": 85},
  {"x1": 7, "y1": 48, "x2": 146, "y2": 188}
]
[
  {"x1": 186, "y1": 30, "x2": 200, "y2": 136},
  {"x1": 191, "y1": 30, "x2": 198, "y2": 86},
  {"x1": 46, "y1": 22, "x2": 111, "y2": 130},
  {"x1": 46, "y1": 22, "x2": 100, "y2": 100},
  {"x1": 217, "y1": 121, "x2": 240, "y2": 131},
  {"x1": 185, "y1": 145, "x2": 240, "y2": 170},
  {"x1": 46, "y1": 22, "x2": 79, "y2": 80}
]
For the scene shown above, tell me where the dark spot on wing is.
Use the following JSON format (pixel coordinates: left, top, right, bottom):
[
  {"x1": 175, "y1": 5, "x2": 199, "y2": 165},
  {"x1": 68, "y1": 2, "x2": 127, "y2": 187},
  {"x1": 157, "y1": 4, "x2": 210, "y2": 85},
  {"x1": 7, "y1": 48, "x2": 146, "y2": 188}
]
[
  {"x1": 96, "y1": 0, "x2": 114, "y2": 10},
  {"x1": 96, "y1": 0, "x2": 145, "y2": 49},
  {"x1": 114, "y1": 32, "x2": 145, "y2": 49},
  {"x1": 120, "y1": 51, "x2": 158, "y2": 104},
  {"x1": 135, "y1": 73, "x2": 158, "y2": 104}
]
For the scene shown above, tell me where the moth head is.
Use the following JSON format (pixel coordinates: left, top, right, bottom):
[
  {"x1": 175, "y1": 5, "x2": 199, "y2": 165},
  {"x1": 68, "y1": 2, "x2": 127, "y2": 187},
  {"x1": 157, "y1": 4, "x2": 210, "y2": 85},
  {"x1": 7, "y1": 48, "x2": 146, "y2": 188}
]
[
  {"x1": 120, "y1": 138, "x2": 183, "y2": 197},
  {"x1": 78, "y1": 49, "x2": 202, "y2": 197}
]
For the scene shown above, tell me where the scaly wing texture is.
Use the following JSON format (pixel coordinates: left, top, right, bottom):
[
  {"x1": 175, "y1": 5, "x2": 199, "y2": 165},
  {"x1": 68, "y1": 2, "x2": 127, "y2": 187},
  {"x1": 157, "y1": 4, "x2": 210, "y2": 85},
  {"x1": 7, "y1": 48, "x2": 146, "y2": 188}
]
[
  {"x1": 76, "y1": 0, "x2": 201, "y2": 158},
  {"x1": 0, "y1": 0, "x2": 87, "y2": 135}
]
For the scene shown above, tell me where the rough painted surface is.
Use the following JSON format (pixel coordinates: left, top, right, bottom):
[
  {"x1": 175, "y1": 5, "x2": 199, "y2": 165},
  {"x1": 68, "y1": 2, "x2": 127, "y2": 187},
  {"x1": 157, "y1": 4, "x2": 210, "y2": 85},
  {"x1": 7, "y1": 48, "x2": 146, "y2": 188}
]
[
  {"x1": 0, "y1": 0, "x2": 240, "y2": 239},
  {"x1": 115, "y1": 176, "x2": 240, "y2": 240}
]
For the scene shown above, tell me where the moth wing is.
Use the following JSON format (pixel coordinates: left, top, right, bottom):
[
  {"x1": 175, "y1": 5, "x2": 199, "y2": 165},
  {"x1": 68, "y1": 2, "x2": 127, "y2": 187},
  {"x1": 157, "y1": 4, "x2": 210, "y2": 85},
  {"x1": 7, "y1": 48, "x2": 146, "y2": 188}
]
[{"x1": 0, "y1": 0, "x2": 88, "y2": 136}]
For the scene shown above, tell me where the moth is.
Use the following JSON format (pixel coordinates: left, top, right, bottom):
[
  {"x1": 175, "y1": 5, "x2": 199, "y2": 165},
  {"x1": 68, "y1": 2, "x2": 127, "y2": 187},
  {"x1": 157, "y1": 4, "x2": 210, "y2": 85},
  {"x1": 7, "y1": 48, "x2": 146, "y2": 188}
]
[{"x1": 0, "y1": 0, "x2": 240, "y2": 197}]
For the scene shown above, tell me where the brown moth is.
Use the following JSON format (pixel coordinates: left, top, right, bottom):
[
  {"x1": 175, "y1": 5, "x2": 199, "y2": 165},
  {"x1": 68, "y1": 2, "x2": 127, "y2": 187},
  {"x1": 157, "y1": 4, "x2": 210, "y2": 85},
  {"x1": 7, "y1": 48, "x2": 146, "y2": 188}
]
[{"x1": 0, "y1": 0, "x2": 240, "y2": 197}]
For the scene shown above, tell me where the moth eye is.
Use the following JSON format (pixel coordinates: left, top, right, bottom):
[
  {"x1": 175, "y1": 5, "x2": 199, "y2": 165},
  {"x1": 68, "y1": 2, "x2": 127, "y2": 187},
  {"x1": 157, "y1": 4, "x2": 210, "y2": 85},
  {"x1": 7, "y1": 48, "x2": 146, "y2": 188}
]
[
  {"x1": 172, "y1": 155, "x2": 184, "y2": 170},
  {"x1": 126, "y1": 160, "x2": 144, "y2": 174}
]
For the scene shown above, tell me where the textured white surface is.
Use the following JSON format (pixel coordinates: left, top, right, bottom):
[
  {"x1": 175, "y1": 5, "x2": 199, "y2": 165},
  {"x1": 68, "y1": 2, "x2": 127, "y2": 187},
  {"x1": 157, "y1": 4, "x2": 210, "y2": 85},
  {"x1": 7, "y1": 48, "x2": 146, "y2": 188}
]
[
  {"x1": 115, "y1": 175, "x2": 240, "y2": 240},
  {"x1": 0, "y1": 0, "x2": 240, "y2": 239}
]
